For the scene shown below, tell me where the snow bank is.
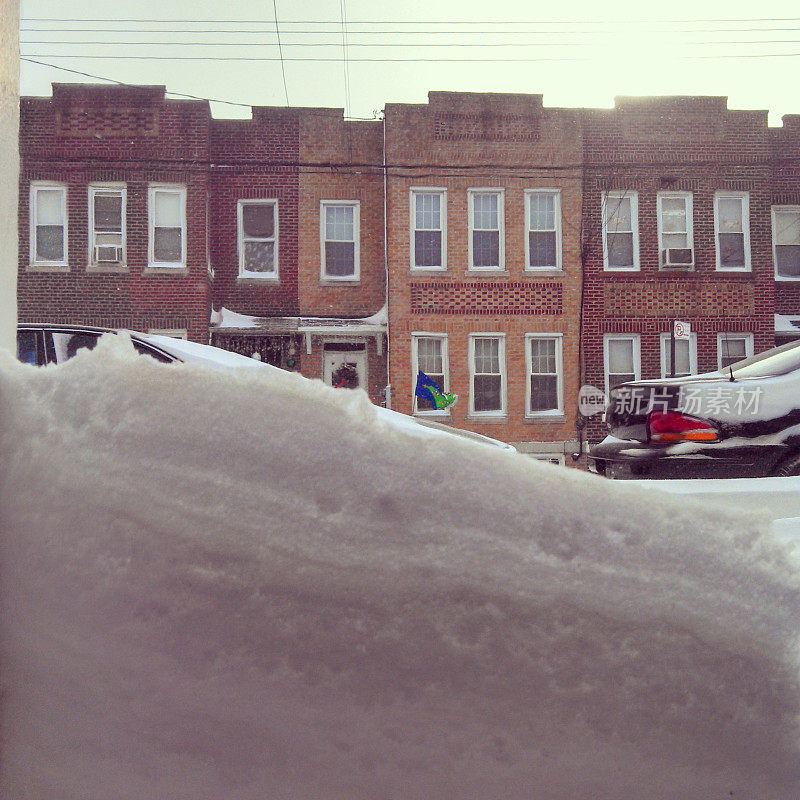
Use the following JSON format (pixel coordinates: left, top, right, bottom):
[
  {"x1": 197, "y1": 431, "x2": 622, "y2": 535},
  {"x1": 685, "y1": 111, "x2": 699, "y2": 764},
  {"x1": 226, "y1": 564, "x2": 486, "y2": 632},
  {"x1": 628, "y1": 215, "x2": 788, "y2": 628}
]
[{"x1": 1, "y1": 336, "x2": 800, "y2": 800}]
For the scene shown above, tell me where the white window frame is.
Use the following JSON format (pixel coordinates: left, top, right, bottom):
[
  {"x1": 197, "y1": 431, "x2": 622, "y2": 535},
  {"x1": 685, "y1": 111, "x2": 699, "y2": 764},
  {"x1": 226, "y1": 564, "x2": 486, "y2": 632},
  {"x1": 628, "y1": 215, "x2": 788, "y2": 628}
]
[
  {"x1": 468, "y1": 188, "x2": 505, "y2": 271},
  {"x1": 659, "y1": 333, "x2": 698, "y2": 378},
  {"x1": 772, "y1": 205, "x2": 800, "y2": 281},
  {"x1": 148, "y1": 184, "x2": 187, "y2": 269},
  {"x1": 29, "y1": 181, "x2": 68, "y2": 267},
  {"x1": 602, "y1": 191, "x2": 640, "y2": 272},
  {"x1": 410, "y1": 188, "x2": 447, "y2": 271},
  {"x1": 147, "y1": 328, "x2": 188, "y2": 339},
  {"x1": 468, "y1": 333, "x2": 507, "y2": 417},
  {"x1": 603, "y1": 334, "x2": 641, "y2": 397},
  {"x1": 88, "y1": 183, "x2": 126, "y2": 266},
  {"x1": 320, "y1": 200, "x2": 360, "y2": 281},
  {"x1": 525, "y1": 333, "x2": 564, "y2": 417},
  {"x1": 657, "y1": 191, "x2": 694, "y2": 269},
  {"x1": 714, "y1": 191, "x2": 751, "y2": 272},
  {"x1": 524, "y1": 189, "x2": 562, "y2": 271},
  {"x1": 237, "y1": 199, "x2": 279, "y2": 280},
  {"x1": 717, "y1": 333, "x2": 754, "y2": 370},
  {"x1": 410, "y1": 333, "x2": 450, "y2": 417}
]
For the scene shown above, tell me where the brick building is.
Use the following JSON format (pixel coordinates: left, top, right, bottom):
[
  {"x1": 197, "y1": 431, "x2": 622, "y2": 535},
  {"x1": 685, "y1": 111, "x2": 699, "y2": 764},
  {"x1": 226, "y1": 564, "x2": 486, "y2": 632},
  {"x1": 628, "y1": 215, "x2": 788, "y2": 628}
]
[
  {"x1": 581, "y1": 96, "x2": 778, "y2": 444},
  {"x1": 19, "y1": 84, "x2": 212, "y2": 341},
  {"x1": 384, "y1": 92, "x2": 583, "y2": 460},
  {"x1": 17, "y1": 83, "x2": 800, "y2": 456}
]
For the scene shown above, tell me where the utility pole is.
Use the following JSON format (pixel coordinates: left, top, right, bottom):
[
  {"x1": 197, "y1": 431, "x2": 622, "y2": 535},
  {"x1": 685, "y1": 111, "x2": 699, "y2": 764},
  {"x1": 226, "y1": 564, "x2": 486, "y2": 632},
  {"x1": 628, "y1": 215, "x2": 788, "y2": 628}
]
[{"x1": 0, "y1": 0, "x2": 20, "y2": 354}]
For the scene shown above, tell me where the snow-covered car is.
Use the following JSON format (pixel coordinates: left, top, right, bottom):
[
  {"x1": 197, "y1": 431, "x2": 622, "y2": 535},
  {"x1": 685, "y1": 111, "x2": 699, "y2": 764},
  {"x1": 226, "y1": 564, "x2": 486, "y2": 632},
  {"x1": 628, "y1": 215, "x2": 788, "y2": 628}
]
[
  {"x1": 16, "y1": 323, "x2": 515, "y2": 452},
  {"x1": 589, "y1": 339, "x2": 800, "y2": 479}
]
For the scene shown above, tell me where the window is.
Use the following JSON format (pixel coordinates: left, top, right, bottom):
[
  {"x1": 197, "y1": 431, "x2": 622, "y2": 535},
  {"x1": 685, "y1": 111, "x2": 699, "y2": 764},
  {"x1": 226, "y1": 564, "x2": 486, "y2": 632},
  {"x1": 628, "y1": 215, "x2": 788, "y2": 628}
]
[
  {"x1": 30, "y1": 183, "x2": 67, "y2": 266},
  {"x1": 411, "y1": 189, "x2": 446, "y2": 270},
  {"x1": 657, "y1": 192, "x2": 693, "y2": 268},
  {"x1": 602, "y1": 191, "x2": 639, "y2": 271},
  {"x1": 715, "y1": 192, "x2": 750, "y2": 271},
  {"x1": 659, "y1": 333, "x2": 698, "y2": 378},
  {"x1": 148, "y1": 185, "x2": 186, "y2": 268},
  {"x1": 717, "y1": 333, "x2": 754, "y2": 370},
  {"x1": 603, "y1": 334, "x2": 641, "y2": 395},
  {"x1": 238, "y1": 200, "x2": 278, "y2": 278},
  {"x1": 411, "y1": 334, "x2": 449, "y2": 414},
  {"x1": 321, "y1": 201, "x2": 359, "y2": 280},
  {"x1": 525, "y1": 334, "x2": 563, "y2": 415},
  {"x1": 89, "y1": 185, "x2": 125, "y2": 266},
  {"x1": 469, "y1": 334, "x2": 506, "y2": 415},
  {"x1": 525, "y1": 190, "x2": 561, "y2": 270},
  {"x1": 468, "y1": 189, "x2": 504, "y2": 270},
  {"x1": 772, "y1": 206, "x2": 800, "y2": 279}
]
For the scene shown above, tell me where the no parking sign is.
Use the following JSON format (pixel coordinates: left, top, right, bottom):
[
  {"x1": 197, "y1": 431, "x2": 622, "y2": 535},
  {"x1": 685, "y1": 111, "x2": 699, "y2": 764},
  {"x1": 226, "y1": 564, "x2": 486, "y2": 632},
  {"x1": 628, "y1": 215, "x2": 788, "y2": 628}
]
[{"x1": 673, "y1": 320, "x2": 691, "y2": 341}]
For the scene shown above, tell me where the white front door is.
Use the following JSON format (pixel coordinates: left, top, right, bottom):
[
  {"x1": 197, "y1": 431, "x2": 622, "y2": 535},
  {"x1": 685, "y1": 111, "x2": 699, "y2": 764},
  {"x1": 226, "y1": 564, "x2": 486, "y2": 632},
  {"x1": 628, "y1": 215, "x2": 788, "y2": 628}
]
[{"x1": 323, "y1": 347, "x2": 367, "y2": 389}]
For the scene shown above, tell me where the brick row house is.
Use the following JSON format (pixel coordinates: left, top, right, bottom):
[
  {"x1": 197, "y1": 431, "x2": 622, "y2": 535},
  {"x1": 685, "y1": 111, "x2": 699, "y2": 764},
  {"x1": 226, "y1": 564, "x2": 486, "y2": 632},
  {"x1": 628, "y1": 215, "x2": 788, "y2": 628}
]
[
  {"x1": 16, "y1": 83, "x2": 800, "y2": 460},
  {"x1": 385, "y1": 93, "x2": 583, "y2": 461}
]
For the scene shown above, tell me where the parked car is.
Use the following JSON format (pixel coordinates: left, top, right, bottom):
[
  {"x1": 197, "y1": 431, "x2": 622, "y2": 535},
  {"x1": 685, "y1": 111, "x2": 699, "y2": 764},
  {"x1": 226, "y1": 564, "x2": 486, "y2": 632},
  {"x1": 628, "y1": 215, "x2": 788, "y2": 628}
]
[
  {"x1": 589, "y1": 339, "x2": 800, "y2": 479},
  {"x1": 16, "y1": 324, "x2": 516, "y2": 452}
]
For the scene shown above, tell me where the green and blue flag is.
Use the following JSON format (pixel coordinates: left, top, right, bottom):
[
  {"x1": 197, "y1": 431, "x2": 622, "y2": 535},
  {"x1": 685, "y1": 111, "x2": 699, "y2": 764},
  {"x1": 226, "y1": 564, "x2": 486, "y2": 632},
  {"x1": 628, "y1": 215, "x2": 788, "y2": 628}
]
[{"x1": 415, "y1": 371, "x2": 458, "y2": 410}]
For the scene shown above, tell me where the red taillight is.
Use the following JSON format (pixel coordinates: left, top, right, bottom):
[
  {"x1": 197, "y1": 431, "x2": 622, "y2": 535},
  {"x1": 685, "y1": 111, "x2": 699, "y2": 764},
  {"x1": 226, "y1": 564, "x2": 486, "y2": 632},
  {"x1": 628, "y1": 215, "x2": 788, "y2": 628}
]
[{"x1": 647, "y1": 410, "x2": 719, "y2": 443}]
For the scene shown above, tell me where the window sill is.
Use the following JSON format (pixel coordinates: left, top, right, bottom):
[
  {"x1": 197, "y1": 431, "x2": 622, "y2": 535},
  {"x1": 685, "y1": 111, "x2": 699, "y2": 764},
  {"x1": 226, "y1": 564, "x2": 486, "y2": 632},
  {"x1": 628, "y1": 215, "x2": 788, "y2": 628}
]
[
  {"x1": 523, "y1": 268, "x2": 565, "y2": 278},
  {"x1": 86, "y1": 263, "x2": 128, "y2": 274},
  {"x1": 413, "y1": 411, "x2": 451, "y2": 420},
  {"x1": 237, "y1": 275, "x2": 280, "y2": 285},
  {"x1": 524, "y1": 414, "x2": 567, "y2": 424},
  {"x1": 775, "y1": 275, "x2": 800, "y2": 282},
  {"x1": 466, "y1": 413, "x2": 508, "y2": 422},
  {"x1": 143, "y1": 265, "x2": 189, "y2": 276},
  {"x1": 714, "y1": 267, "x2": 752, "y2": 274},
  {"x1": 603, "y1": 266, "x2": 640, "y2": 273},
  {"x1": 26, "y1": 263, "x2": 69, "y2": 273},
  {"x1": 409, "y1": 267, "x2": 447, "y2": 276},
  {"x1": 467, "y1": 268, "x2": 508, "y2": 276},
  {"x1": 320, "y1": 278, "x2": 360, "y2": 286}
]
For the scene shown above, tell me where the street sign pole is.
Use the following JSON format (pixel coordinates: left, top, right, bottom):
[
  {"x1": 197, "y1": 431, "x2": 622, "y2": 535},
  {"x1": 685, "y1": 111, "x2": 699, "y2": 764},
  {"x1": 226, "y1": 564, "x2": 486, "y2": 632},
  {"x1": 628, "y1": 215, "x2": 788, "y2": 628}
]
[{"x1": 670, "y1": 321, "x2": 676, "y2": 378}]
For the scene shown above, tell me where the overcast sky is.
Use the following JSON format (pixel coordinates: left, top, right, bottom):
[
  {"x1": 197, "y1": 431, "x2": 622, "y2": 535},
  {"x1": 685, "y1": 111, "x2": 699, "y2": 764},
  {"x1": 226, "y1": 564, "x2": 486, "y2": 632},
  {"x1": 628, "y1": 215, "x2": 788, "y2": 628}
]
[{"x1": 18, "y1": 0, "x2": 800, "y2": 124}]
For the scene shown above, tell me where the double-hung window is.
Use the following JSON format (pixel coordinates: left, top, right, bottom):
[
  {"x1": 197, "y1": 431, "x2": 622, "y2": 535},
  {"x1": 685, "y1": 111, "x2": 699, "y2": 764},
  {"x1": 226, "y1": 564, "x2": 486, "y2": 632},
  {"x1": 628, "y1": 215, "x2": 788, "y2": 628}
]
[
  {"x1": 89, "y1": 185, "x2": 125, "y2": 266},
  {"x1": 717, "y1": 333, "x2": 754, "y2": 370},
  {"x1": 411, "y1": 334, "x2": 449, "y2": 414},
  {"x1": 238, "y1": 200, "x2": 278, "y2": 279},
  {"x1": 411, "y1": 189, "x2": 446, "y2": 270},
  {"x1": 321, "y1": 201, "x2": 359, "y2": 280},
  {"x1": 657, "y1": 192, "x2": 694, "y2": 269},
  {"x1": 602, "y1": 191, "x2": 639, "y2": 271},
  {"x1": 526, "y1": 334, "x2": 563, "y2": 416},
  {"x1": 772, "y1": 206, "x2": 800, "y2": 279},
  {"x1": 30, "y1": 183, "x2": 67, "y2": 266},
  {"x1": 469, "y1": 189, "x2": 504, "y2": 270},
  {"x1": 715, "y1": 192, "x2": 750, "y2": 271},
  {"x1": 469, "y1": 334, "x2": 506, "y2": 415},
  {"x1": 604, "y1": 334, "x2": 641, "y2": 395},
  {"x1": 525, "y1": 190, "x2": 561, "y2": 270},
  {"x1": 659, "y1": 333, "x2": 698, "y2": 378},
  {"x1": 148, "y1": 185, "x2": 186, "y2": 268}
]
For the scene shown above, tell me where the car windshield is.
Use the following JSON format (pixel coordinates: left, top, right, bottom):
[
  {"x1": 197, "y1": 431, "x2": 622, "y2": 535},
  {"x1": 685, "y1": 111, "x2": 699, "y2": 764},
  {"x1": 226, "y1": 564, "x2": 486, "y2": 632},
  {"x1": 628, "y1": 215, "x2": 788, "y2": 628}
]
[{"x1": 721, "y1": 340, "x2": 800, "y2": 379}]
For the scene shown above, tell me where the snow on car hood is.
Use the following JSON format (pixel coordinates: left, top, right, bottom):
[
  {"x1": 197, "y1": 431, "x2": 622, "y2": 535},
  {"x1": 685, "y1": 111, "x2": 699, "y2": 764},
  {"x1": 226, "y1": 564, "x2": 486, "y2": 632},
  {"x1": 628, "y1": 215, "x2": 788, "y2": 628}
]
[{"x1": 1, "y1": 334, "x2": 799, "y2": 799}]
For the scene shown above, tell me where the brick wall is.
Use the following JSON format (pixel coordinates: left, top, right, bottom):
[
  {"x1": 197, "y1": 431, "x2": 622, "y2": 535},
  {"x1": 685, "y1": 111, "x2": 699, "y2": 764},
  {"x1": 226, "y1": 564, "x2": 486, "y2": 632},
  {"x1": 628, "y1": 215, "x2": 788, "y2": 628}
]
[
  {"x1": 19, "y1": 84, "x2": 212, "y2": 342},
  {"x1": 385, "y1": 92, "x2": 583, "y2": 450},
  {"x1": 581, "y1": 97, "x2": 775, "y2": 441}
]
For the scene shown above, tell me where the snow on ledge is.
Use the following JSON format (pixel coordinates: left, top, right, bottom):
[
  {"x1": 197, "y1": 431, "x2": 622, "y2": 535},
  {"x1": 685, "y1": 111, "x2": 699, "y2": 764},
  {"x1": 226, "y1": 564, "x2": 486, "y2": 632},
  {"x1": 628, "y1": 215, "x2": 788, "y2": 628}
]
[{"x1": 775, "y1": 313, "x2": 800, "y2": 334}]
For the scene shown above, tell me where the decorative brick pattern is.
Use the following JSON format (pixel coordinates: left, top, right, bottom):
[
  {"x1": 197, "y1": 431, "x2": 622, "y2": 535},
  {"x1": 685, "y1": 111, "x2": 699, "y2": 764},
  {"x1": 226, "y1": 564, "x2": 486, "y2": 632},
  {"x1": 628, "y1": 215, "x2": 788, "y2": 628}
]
[
  {"x1": 410, "y1": 281, "x2": 562, "y2": 315},
  {"x1": 603, "y1": 282, "x2": 755, "y2": 317},
  {"x1": 434, "y1": 113, "x2": 541, "y2": 142}
]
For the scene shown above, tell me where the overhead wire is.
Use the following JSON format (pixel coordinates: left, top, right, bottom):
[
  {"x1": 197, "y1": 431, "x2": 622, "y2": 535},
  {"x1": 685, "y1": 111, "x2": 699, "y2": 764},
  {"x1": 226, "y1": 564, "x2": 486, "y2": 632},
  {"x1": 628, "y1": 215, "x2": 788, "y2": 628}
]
[{"x1": 272, "y1": 0, "x2": 290, "y2": 106}]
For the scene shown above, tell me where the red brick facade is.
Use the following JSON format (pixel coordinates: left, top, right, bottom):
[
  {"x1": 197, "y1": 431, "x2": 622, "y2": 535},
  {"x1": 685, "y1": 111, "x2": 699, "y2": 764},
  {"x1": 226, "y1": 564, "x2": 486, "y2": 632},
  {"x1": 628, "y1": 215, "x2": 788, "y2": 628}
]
[
  {"x1": 16, "y1": 84, "x2": 800, "y2": 455},
  {"x1": 581, "y1": 96, "x2": 779, "y2": 443}
]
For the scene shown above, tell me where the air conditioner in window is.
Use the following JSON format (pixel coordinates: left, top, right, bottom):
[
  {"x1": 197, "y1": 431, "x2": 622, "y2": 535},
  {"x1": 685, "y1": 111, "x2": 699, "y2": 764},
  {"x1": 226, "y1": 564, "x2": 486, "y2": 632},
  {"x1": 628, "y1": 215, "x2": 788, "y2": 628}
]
[
  {"x1": 95, "y1": 245, "x2": 123, "y2": 263},
  {"x1": 661, "y1": 248, "x2": 694, "y2": 268}
]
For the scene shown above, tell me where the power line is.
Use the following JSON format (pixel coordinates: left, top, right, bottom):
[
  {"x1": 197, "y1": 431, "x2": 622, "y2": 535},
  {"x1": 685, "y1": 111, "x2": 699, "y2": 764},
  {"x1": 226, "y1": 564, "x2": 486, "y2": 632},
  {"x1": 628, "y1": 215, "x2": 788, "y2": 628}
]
[
  {"x1": 272, "y1": 0, "x2": 290, "y2": 106},
  {"x1": 20, "y1": 57, "x2": 254, "y2": 107},
  {"x1": 22, "y1": 52, "x2": 800, "y2": 61},
  {"x1": 339, "y1": 0, "x2": 351, "y2": 117}
]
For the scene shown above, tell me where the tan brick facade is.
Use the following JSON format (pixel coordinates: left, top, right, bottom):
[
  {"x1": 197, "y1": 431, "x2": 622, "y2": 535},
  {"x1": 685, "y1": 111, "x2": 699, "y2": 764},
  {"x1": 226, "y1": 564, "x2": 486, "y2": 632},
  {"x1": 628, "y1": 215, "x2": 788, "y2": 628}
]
[{"x1": 385, "y1": 93, "x2": 583, "y2": 455}]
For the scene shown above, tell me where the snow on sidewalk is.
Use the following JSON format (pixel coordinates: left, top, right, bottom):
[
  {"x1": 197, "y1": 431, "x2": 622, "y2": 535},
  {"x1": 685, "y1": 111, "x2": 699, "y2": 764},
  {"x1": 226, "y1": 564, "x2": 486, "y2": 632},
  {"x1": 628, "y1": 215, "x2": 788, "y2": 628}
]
[{"x1": 1, "y1": 336, "x2": 799, "y2": 799}]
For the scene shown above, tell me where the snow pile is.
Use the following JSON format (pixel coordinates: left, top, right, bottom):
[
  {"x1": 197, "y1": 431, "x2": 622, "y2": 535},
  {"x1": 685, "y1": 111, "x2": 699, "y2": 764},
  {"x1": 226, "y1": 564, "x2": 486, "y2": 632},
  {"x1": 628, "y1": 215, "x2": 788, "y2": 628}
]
[{"x1": 1, "y1": 337, "x2": 800, "y2": 800}]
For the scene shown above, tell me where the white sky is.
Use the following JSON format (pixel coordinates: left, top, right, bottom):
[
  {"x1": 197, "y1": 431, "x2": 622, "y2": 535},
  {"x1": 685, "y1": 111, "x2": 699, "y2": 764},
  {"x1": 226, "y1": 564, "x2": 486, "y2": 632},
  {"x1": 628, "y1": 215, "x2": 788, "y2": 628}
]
[{"x1": 17, "y1": 0, "x2": 800, "y2": 125}]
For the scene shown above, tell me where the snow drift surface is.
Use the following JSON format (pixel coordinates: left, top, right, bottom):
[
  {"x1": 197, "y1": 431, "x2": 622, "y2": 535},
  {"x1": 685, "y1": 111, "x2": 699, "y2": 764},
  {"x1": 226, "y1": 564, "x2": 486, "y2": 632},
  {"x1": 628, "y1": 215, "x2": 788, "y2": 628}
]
[{"x1": 1, "y1": 337, "x2": 800, "y2": 800}]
